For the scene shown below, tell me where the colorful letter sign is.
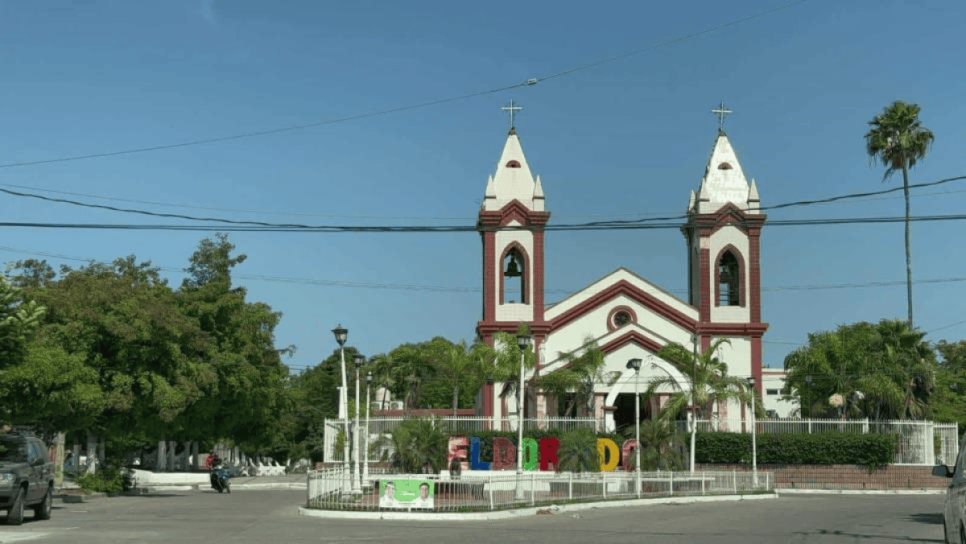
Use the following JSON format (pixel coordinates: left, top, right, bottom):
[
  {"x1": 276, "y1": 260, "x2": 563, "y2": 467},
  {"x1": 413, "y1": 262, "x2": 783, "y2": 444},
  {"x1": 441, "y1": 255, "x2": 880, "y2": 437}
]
[{"x1": 450, "y1": 434, "x2": 628, "y2": 472}]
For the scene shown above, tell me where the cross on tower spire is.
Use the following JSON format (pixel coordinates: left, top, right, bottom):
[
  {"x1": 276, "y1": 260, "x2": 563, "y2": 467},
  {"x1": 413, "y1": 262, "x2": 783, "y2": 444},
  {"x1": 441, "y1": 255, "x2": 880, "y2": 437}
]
[
  {"x1": 501, "y1": 100, "x2": 523, "y2": 132},
  {"x1": 711, "y1": 101, "x2": 733, "y2": 132}
]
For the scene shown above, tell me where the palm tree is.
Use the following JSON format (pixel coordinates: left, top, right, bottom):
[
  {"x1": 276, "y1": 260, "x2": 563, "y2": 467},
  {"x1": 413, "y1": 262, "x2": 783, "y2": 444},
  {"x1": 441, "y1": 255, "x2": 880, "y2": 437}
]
[
  {"x1": 535, "y1": 337, "x2": 614, "y2": 417},
  {"x1": 425, "y1": 337, "x2": 493, "y2": 415},
  {"x1": 646, "y1": 339, "x2": 751, "y2": 471},
  {"x1": 865, "y1": 101, "x2": 934, "y2": 328}
]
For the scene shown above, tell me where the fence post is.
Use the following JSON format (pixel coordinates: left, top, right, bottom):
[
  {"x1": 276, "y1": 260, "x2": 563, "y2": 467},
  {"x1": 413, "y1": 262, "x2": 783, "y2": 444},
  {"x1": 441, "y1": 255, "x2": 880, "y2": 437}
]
[
  {"x1": 863, "y1": 418, "x2": 869, "y2": 434},
  {"x1": 602, "y1": 473, "x2": 607, "y2": 499},
  {"x1": 568, "y1": 472, "x2": 573, "y2": 500},
  {"x1": 701, "y1": 471, "x2": 706, "y2": 495},
  {"x1": 732, "y1": 470, "x2": 737, "y2": 494},
  {"x1": 808, "y1": 419, "x2": 812, "y2": 434},
  {"x1": 669, "y1": 471, "x2": 674, "y2": 496},
  {"x1": 488, "y1": 474, "x2": 494, "y2": 510}
]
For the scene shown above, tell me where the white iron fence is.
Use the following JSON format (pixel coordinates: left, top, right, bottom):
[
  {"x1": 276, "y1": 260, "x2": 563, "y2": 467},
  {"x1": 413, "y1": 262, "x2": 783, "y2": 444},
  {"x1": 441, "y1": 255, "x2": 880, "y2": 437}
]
[
  {"x1": 674, "y1": 417, "x2": 958, "y2": 466},
  {"x1": 324, "y1": 416, "x2": 599, "y2": 462},
  {"x1": 306, "y1": 467, "x2": 772, "y2": 512}
]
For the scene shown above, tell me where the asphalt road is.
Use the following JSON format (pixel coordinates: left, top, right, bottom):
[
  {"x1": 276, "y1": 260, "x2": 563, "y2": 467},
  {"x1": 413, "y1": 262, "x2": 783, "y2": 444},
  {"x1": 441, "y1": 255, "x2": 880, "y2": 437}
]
[{"x1": 0, "y1": 490, "x2": 948, "y2": 543}]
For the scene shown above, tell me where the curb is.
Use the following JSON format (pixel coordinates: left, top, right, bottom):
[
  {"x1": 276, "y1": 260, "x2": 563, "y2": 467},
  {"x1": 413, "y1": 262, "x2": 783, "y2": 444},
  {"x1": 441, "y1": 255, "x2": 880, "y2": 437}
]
[
  {"x1": 297, "y1": 493, "x2": 779, "y2": 521},
  {"x1": 777, "y1": 488, "x2": 946, "y2": 496}
]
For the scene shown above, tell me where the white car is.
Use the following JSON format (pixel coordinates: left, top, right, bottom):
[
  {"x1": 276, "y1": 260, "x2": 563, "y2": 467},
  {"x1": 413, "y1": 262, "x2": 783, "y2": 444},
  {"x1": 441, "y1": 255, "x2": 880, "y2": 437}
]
[{"x1": 935, "y1": 446, "x2": 966, "y2": 543}]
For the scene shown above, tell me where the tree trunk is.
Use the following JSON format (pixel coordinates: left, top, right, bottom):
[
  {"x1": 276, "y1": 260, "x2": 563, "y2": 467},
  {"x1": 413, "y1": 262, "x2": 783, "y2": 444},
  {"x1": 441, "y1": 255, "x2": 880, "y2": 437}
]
[
  {"x1": 902, "y1": 159, "x2": 914, "y2": 328},
  {"x1": 452, "y1": 387, "x2": 459, "y2": 416}
]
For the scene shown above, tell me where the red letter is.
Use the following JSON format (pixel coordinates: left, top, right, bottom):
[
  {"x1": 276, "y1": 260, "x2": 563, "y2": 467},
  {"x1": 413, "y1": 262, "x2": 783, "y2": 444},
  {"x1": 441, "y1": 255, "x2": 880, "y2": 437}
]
[
  {"x1": 539, "y1": 437, "x2": 560, "y2": 471},
  {"x1": 448, "y1": 437, "x2": 468, "y2": 471},
  {"x1": 491, "y1": 437, "x2": 516, "y2": 470}
]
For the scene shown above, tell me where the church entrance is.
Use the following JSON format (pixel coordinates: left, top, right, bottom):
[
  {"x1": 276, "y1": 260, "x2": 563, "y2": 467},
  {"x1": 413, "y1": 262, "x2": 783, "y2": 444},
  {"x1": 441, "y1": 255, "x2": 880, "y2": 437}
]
[{"x1": 612, "y1": 393, "x2": 651, "y2": 435}]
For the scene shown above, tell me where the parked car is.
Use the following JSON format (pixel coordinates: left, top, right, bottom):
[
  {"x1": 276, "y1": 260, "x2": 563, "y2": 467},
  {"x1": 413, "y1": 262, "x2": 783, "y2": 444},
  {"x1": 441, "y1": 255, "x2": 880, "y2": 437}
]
[
  {"x1": 934, "y1": 435, "x2": 966, "y2": 544},
  {"x1": 0, "y1": 432, "x2": 55, "y2": 525}
]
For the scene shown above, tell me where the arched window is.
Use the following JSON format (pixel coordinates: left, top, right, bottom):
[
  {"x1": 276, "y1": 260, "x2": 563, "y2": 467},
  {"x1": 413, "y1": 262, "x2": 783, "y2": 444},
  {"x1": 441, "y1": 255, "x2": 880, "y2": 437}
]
[
  {"x1": 502, "y1": 248, "x2": 526, "y2": 304},
  {"x1": 505, "y1": 160, "x2": 521, "y2": 168},
  {"x1": 718, "y1": 251, "x2": 740, "y2": 306}
]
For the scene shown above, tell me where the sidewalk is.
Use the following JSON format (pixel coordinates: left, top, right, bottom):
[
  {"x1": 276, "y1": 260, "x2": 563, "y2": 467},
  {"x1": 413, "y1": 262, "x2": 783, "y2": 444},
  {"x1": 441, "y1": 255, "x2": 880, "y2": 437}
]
[{"x1": 57, "y1": 473, "x2": 307, "y2": 501}]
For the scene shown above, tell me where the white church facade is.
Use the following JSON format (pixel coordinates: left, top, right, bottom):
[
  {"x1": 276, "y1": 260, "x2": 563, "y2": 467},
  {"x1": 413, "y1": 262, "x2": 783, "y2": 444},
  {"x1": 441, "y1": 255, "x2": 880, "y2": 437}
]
[{"x1": 474, "y1": 123, "x2": 767, "y2": 433}]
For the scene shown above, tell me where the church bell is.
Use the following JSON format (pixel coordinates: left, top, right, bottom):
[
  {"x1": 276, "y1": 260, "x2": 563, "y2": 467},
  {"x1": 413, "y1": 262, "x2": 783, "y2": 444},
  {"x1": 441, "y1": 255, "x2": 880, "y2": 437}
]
[{"x1": 504, "y1": 255, "x2": 522, "y2": 277}]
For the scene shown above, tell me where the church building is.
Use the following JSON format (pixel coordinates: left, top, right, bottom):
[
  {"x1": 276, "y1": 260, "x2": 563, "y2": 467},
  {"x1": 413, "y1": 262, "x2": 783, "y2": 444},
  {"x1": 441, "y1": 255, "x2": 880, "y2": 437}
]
[{"x1": 475, "y1": 114, "x2": 767, "y2": 432}]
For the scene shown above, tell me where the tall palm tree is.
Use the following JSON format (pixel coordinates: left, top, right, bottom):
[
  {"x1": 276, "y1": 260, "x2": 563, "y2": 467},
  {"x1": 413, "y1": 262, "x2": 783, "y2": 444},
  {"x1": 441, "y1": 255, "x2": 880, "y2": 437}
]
[
  {"x1": 646, "y1": 338, "x2": 752, "y2": 471},
  {"x1": 865, "y1": 101, "x2": 934, "y2": 328}
]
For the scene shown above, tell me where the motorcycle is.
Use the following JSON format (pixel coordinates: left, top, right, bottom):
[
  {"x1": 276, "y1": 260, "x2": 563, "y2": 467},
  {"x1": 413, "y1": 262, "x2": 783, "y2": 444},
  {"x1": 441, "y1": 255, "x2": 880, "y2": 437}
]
[{"x1": 210, "y1": 464, "x2": 231, "y2": 494}]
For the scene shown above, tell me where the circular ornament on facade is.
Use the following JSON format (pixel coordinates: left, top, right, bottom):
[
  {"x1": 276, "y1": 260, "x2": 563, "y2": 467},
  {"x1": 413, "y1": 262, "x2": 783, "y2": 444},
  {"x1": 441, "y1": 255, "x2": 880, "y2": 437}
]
[{"x1": 607, "y1": 306, "x2": 637, "y2": 331}]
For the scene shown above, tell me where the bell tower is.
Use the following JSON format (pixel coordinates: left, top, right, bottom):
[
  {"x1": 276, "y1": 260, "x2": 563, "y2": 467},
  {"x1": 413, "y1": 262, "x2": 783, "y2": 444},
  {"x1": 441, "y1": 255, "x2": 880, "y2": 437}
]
[
  {"x1": 476, "y1": 121, "x2": 550, "y2": 344},
  {"x1": 682, "y1": 121, "x2": 767, "y2": 389}
]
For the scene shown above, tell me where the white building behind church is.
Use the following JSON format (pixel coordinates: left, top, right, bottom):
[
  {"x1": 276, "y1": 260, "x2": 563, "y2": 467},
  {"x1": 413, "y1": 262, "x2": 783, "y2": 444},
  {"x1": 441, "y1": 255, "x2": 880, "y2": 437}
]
[{"x1": 475, "y1": 124, "x2": 768, "y2": 432}]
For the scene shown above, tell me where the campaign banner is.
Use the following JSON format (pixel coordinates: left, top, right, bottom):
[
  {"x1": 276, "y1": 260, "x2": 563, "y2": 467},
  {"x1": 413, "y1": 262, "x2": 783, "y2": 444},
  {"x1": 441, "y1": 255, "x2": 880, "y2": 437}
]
[{"x1": 379, "y1": 479, "x2": 434, "y2": 509}]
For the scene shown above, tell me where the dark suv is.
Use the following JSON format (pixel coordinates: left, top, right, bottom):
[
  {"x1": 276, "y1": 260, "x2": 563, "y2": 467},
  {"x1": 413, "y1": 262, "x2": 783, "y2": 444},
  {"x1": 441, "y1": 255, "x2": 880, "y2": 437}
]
[{"x1": 0, "y1": 432, "x2": 54, "y2": 525}]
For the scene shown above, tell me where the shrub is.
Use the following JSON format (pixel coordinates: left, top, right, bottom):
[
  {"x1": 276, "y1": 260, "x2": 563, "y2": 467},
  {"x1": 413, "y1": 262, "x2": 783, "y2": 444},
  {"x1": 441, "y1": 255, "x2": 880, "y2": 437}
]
[
  {"x1": 557, "y1": 427, "x2": 600, "y2": 473},
  {"x1": 695, "y1": 432, "x2": 897, "y2": 470},
  {"x1": 389, "y1": 418, "x2": 448, "y2": 473},
  {"x1": 76, "y1": 467, "x2": 124, "y2": 494}
]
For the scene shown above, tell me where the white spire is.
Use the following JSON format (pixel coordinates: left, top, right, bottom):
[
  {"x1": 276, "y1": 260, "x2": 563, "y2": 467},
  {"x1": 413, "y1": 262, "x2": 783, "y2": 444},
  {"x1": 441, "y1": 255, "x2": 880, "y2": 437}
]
[
  {"x1": 748, "y1": 179, "x2": 760, "y2": 212},
  {"x1": 533, "y1": 175, "x2": 545, "y2": 211},
  {"x1": 483, "y1": 129, "x2": 539, "y2": 211},
  {"x1": 694, "y1": 132, "x2": 754, "y2": 214}
]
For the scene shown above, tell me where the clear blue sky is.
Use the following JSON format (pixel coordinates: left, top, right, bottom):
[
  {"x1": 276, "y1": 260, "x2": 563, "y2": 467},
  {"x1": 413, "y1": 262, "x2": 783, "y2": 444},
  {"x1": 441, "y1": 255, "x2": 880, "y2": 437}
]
[{"x1": 1, "y1": 1, "x2": 965, "y2": 372}]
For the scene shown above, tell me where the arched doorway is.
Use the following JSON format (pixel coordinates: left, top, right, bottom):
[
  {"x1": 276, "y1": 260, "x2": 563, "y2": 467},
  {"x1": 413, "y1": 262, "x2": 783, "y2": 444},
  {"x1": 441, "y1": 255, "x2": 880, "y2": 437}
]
[{"x1": 612, "y1": 393, "x2": 651, "y2": 435}]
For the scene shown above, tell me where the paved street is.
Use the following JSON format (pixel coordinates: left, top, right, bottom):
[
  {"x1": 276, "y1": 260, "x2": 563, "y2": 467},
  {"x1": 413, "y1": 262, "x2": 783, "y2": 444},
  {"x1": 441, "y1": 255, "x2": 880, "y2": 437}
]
[{"x1": 0, "y1": 490, "x2": 947, "y2": 543}]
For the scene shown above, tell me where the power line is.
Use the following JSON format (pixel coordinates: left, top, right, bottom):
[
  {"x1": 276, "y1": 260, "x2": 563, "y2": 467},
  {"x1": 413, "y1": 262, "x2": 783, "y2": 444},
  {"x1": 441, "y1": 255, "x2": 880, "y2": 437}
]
[
  {"x1": 3, "y1": 245, "x2": 966, "y2": 298},
  {"x1": 6, "y1": 173, "x2": 966, "y2": 231},
  {"x1": 0, "y1": 1, "x2": 808, "y2": 169},
  {"x1": 7, "y1": 210, "x2": 966, "y2": 234}
]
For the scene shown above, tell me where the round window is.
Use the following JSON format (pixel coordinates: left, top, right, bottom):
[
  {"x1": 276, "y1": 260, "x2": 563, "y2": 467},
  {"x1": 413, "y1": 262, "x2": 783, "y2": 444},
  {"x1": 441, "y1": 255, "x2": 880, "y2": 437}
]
[{"x1": 613, "y1": 311, "x2": 632, "y2": 327}]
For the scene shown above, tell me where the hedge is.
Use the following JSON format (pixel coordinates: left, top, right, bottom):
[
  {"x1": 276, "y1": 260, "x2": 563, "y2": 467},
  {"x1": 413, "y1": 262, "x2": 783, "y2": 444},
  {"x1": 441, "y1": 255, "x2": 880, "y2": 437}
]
[{"x1": 695, "y1": 432, "x2": 897, "y2": 470}]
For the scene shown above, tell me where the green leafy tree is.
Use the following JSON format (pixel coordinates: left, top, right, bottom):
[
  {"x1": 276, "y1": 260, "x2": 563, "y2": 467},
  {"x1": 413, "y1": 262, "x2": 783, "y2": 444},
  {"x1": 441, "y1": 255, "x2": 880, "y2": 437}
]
[
  {"x1": 865, "y1": 101, "x2": 934, "y2": 327},
  {"x1": 0, "y1": 277, "x2": 47, "y2": 426},
  {"x1": 784, "y1": 319, "x2": 935, "y2": 420},
  {"x1": 387, "y1": 342, "x2": 436, "y2": 411},
  {"x1": 176, "y1": 234, "x2": 293, "y2": 456},
  {"x1": 928, "y1": 340, "x2": 966, "y2": 430},
  {"x1": 423, "y1": 337, "x2": 492, "y2": 414}
]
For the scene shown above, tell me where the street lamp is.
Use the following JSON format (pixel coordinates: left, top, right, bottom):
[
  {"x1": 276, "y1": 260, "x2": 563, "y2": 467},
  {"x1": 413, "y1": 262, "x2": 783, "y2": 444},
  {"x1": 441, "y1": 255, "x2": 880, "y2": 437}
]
[
  {"x1": 364, "y1": 371, "x2": 373, "y2": 484},
  {"x1": 626, "y1": 358, "x2": 643, "y2": 498},
  {"x1": 515, "y1": 333, "x2": 532, "y2": 501},
  {"x1": 746, "y1": 376, "x2": 758, "y2": 488},
  {"x1": 352, "y1": 354, "x2": 365, "y2": 493},
  {"x1": 331, "y1": 325, "x2": 350, "y2": 484},
  {"x1": 689, "y1": 334, "x2": 698, "y2": 474}
]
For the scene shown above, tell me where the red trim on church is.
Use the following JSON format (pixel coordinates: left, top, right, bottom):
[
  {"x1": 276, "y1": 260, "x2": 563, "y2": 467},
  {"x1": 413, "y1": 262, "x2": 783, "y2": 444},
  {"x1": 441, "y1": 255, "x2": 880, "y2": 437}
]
[
  {"x1": 599, "y1": 330, "x2": 663, "y2": 355},
  {"x1": 549, "y1": 280, "x2": 697, "y2": 332}
]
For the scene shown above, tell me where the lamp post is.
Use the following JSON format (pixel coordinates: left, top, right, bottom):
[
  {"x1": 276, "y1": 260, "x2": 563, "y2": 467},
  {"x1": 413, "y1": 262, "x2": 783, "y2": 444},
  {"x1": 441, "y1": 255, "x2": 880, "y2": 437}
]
[
  {"x1": 331, "y1": 325, "x2": 350, "y2": 485},
  {"x1": 689, "y1": 334, "x2": 698, "y2": 474},
  {"x1": 626, "y1": 358, "x2": 643, "y2": 498},
  {"x1": 515, "y1": 333, "x2": 532, "y2": 501},
  {"x1": 364, "y1": 371, "x2": 372, "y2": 484},
  {"x1": 352, "y1": 354, "x2": 365, "y2": 493},
  {"x1": 747, "y1": 376, "x2": 758, "y2": 488}
]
